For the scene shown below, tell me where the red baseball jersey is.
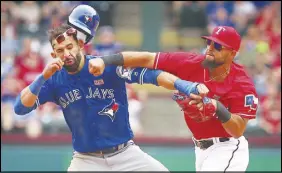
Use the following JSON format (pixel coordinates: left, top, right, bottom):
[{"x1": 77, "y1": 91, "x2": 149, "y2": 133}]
[{"x1": 154, "y1": 52, "x2": 258, "y2": 139}]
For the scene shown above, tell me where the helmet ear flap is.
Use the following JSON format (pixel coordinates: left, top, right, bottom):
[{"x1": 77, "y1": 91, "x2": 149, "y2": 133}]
[
  {"x1": 85, "y1": 35, "x2": 94, "y2": 44},
  {"x1": 76, "y1": 30, "x2": 87, "y2": 43}
]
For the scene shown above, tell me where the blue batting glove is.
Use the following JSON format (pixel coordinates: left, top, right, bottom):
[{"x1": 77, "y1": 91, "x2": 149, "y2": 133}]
[{"x1": 174, "y1": 79, "x2": 199, "y2": 96}]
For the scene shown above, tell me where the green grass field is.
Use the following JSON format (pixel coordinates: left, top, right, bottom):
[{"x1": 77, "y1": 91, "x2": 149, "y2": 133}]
[{"x1": 1, "y1": 145, "x2": 281, "y2": 171}]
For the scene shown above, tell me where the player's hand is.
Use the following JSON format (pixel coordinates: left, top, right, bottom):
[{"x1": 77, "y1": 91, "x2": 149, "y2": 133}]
[
  {"x1": 196, "y1": 84, "x2": 209, "y2": 98},
  {"x1": 189, "y1": 96, "x2": 217, "y2": 112},
  {"x1": 89, "y1": 58, "x2": 105, "y2": 76},
  {"x1": 172, "y1": 93, "x2": 216, "y2": 122},
  {"x1": 188, "y1": 83, "x2": 209, "y2": 99},
  {"x1": 42, "y1": 58, "x2": 64, "y2": 79},
  {"x1": 175, "y1": 80, "x2": 209, "y2": 99}
]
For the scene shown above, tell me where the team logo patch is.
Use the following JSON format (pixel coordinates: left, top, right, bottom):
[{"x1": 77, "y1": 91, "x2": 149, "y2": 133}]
[
  {"x1": 116, "y1": 66, "x2": 134, "y2": 80},
  {"x1": 98, "y1": 99, "x2": 119, "y2": 122},
  {"x1": 244, "y1": 94, "x2": 258, "y2": 110},
  {"x1": 94, "y1": 79, "x2": 104, "y2": 85},
  {"x1": 85, "y1": 15, "x2": 92, "y2": 23}
]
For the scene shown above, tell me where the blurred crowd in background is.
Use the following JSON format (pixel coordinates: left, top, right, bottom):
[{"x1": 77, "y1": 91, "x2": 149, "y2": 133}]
[{"x1": 1, "y1": 1, "x2": 281, "y2": 139}]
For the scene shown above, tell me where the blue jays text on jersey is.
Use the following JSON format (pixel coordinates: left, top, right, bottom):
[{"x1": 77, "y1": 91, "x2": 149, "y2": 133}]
[{"x1": 25, "y1": 55, "x2": 160, "y2": 153}]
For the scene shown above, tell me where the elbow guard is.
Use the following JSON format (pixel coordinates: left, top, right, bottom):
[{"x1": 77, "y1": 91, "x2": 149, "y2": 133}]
[
  {"x1": 14, "y1": 94, "x2": 36, "y2": 115},
  {"x1": 142, "y1": 69, "x2": 162, "y2": 86}
]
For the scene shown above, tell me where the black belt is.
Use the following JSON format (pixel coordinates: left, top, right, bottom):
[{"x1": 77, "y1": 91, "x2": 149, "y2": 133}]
[
  {"x1": 193, "y1": 137, "x2": 230, "y2": 150},
  {"x1": 84, "y1": 140, "x2": 133, "y2": 156}
]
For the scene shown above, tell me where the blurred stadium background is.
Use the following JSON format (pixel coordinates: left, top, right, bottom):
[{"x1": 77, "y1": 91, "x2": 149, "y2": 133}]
[{"x1": 1, "y1": 1, "x2": 281, "y2": 171}]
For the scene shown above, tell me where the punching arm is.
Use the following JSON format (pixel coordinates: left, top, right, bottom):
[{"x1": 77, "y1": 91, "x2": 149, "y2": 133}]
[{"x1": 100, "y1": 52, "x2": 156, "y2": 69}]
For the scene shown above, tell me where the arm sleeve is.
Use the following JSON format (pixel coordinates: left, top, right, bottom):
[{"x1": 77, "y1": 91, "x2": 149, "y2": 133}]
[
  {"x1": 228, "y1": 91, "x2": 259, "y2": 120},
  {"x1": 153, "y1": 52, "x2": 203, "y2": 76},
  {"x1": 116, "y1": 66, "x2": 161, "y2": 85}
]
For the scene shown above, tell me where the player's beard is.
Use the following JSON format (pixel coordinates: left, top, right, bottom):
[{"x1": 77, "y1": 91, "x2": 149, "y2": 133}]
[
  {"x1": 201, "y1": 57, "x2": 225, "y2": 69},
  {"x1": 63, "y1": 52, "x2": 82, "y2": 73}
]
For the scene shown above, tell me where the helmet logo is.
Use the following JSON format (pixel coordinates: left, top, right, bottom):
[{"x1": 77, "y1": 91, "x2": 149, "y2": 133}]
[
  {"x1": 85, "y1": 15, "x2": 92, "y2": 23},
  {"x1": 216, "y1": 27, "x2": 226, "y2": 35}
]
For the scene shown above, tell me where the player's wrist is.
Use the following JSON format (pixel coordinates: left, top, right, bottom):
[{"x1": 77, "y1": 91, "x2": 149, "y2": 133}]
[
  {"x1": 29, "y1": 74, "x2": 46, "y2": 96},
  {"x1": 215, "y1": 100, "x2": 231, "y2": 123},
  {"x1": 41, "y1": 72, "x2": 49, "y2": 80},
  {"x1": 211, "y1": 99, "x2": 217, "y2": 109},
  {"x1": 100, "y1": 53, "x2": 124, "y2": 66},
  {"x1": 174, "y1": 79, "x2": 197, "y2": 96}
]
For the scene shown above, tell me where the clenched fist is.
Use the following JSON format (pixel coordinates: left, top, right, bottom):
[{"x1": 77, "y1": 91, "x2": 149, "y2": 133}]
[
  {"x1": 42, "y1": 58, "x2": 64, "y2": 80},
  {"x1": 89, "y1": 58, "x2": 105, "y2": 76},
  {"x1": 189, "y1": 95, "x2": 217, "y2": 112}
]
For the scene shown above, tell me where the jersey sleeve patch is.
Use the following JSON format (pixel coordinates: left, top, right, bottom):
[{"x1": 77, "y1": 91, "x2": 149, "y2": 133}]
[
  {"x1": 244, "y1": 94, "x2": 258, "y2": 110},
  {"x1": 116, "y1": 66, "x2": 135, "y2": 81}
]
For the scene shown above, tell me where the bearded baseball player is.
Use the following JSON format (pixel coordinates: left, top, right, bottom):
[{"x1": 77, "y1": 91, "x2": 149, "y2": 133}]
[
  {"x1": 13, "y1": 5, "x2": 210, "y2": 171},
  {"x1": 91, "y1": 26, "x2": 259, "y2": 171}
]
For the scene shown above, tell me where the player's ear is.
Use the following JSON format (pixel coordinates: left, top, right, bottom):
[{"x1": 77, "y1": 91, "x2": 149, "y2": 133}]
[
  {"x1": 231, "y1": 50, "x2": 237, "y2": 58},
  {"x1": 51, "y1": 52, "x2": 56, "y2": 58},
  {"x1": 78, "y1": 39, "x2": 84, "y2": 50}
]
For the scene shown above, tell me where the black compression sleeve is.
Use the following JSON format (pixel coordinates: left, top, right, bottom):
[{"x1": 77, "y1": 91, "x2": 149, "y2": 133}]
[
  {"x1": 100, "y1": 53, "x2": 124, "y2": 66},
  {"x1": 216, "y1": 101, "x2": 232, "y2": 123}
]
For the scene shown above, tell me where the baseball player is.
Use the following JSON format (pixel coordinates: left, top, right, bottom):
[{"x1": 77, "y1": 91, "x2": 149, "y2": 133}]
[
  {"x1": 13, "y1": 15, "x2": 209, "y2": 172},
  {"x1": 91, "y1": 26, "x2": 259, "y2": 171}
]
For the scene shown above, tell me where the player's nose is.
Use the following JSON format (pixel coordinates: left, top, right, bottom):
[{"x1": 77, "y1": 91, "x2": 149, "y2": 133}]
[
  {"x1": 206, "y1": 47, "x2": 213, "y2": 55},
  {"x1": 64, "y1": 51, "x2": 71, "y2": 57},
  {"x1": 207, "y1": 44, "x2": 215, "y2": 51}
]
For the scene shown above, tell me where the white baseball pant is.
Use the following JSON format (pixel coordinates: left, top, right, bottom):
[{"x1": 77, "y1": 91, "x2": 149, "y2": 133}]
[
  {"x1": 194, "y1": 136, "x2": 249, "y2": 171},
  {"x1": 67, "y1": 141, "x2": 169, "y2": 171}
]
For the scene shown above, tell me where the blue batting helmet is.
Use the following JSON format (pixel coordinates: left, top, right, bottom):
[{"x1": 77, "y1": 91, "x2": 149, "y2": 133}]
[{"x1": 68, "y1": 4, "x2": 100, "y2": 44}]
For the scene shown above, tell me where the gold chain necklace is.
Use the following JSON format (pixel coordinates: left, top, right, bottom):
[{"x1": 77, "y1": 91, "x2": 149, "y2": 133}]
[{"x1": 204, "y1": 67, "x2": 230, "y2": 82}]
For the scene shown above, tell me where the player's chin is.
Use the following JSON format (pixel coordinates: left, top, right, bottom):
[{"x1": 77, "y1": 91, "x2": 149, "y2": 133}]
[
  {"x1": 202, "y1": 59, "x2": 214, "y2": 68},
  {"x1": 63, "y1": 64, "x2": 78, "y2": 72},
  {"x1": 64, "y1": 64, "x2": 73, "y2": 68},
  {"x1": 201, "y1": 59, "x2": 223, "y2": 68}
]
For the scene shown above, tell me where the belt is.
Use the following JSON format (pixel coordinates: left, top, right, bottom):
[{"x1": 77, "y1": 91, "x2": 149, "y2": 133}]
[
  {"x1": 82, "y1": 140, "x2": 133, "y2": 156},
  {"x1": 192, "y1": 137, "x2": 230, "y2": 150}
]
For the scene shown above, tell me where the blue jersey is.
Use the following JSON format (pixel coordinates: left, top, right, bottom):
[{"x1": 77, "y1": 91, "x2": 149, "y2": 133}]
[{"x1": 33, "y1": 55, "x2": 159, "y2": 152}]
